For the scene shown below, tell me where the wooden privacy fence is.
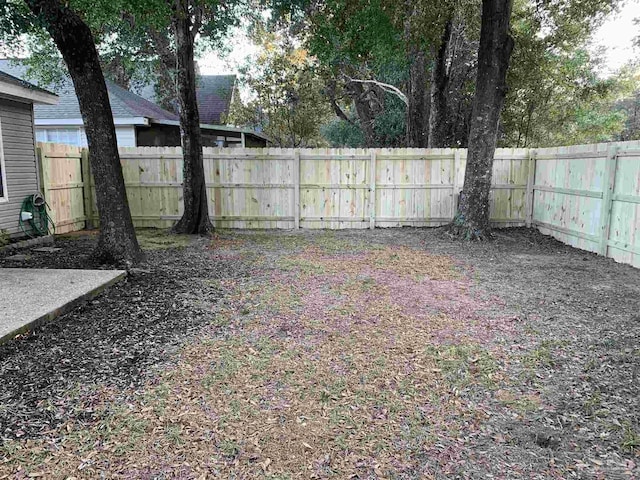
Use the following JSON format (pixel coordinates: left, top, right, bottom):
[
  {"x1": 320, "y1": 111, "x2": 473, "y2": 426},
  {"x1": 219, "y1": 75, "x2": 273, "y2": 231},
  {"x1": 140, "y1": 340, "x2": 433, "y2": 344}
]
[
  {"x1": 38, "y1": 144, "x2": 532, "y2": 231},
  {"x1": 37, "y1": 142, "x2": 639, "y2": 268}
]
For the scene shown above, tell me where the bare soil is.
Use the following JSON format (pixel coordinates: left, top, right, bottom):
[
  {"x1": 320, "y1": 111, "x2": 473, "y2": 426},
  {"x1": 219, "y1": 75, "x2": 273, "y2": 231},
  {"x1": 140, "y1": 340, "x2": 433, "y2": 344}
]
[{"x1": 0, "y1": 227, "x2": 638, "y2": 479}]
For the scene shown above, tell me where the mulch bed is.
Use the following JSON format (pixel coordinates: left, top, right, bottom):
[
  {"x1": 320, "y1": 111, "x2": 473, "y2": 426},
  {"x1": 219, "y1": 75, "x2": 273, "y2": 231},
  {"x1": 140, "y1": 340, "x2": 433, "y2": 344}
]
[
  {"x1": 0, "y1": 232, "x2": 252, "y2": 440},
  {"x1": 0, "y1": 227, "x2": 638, "y2": 478}
]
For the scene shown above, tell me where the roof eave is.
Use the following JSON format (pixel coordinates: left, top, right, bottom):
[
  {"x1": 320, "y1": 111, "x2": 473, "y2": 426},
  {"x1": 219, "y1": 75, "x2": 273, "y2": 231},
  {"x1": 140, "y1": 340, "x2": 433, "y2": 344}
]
[
  {"x1": 151, "y1": 118, "x2": 270, "y2": 141},
  {"x1": 34, "y1": 116, "x2": 150, "y2": 126},
  {"x1": 0, "y1": 82, "x2": 58, "y2": 105}
]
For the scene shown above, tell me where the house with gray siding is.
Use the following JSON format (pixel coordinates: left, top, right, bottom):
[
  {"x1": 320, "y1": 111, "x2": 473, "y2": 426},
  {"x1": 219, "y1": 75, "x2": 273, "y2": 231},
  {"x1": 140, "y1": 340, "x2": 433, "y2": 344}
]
[{"x1": 0, "y1": 71, "x2": 57, "y2": 238}]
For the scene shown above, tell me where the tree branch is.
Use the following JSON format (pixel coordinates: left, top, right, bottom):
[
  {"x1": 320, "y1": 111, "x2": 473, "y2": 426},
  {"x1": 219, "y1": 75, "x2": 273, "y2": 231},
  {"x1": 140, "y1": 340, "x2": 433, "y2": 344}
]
[
  {"x1": 326, "y1": 81, "x2": 355, "y2": 124},
  {"x1": 344, "y1": 76, "x2": 408, "y2": 106}
]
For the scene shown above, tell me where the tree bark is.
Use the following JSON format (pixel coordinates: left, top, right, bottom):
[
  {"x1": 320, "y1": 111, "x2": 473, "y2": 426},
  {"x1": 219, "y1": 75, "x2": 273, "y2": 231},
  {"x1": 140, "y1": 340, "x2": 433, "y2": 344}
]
[
  {"x1": 347, "y1": 81, "x2": 380, "y2": 147},
  {"x1": 171, "y1": 0, "x2": 212, "y2": 234},
  {"x1": 451, "y1": 0, "x2": 514, "y2": 239},
  {"x1": 406, "y1": 49, "x2": 429, "y2": 147},
  {"x1": 150, "y1": 28, "x2": 179, "y2": 113},
  {"x1": 427, "y1": 19, "x2": 453, "y2": 148},
  {"x1": 24, "y1": 0, "x2": 141, "y2": 264},
  {"x1": 326, "y1": 81, "x2": 354, "y2": 125}
]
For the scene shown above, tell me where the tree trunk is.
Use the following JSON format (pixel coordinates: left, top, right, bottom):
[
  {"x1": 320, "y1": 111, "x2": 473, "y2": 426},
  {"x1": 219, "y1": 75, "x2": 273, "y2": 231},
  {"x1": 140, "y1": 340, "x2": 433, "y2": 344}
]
[
  {"x1": 406, "y1": 49, "x2": 429, "y2": 147},
  {"x1": 427, "y1": 19, "x2": 453, "y2": 148},
  {"x1": 150, "y1": 28, "x2": 179, "y2": 113},
  {"x1": 24, "y1": 0, "x2": 141, "y2": 264},
  {"x1": 348, "y1": 81, "x2": 379, "y2": 147},
  {"x1": 171, "y1": 0, "x2": 212, "y2": 234},
  {"x1": 451, "y1": 0, "x2": 514, "y2": 239}
]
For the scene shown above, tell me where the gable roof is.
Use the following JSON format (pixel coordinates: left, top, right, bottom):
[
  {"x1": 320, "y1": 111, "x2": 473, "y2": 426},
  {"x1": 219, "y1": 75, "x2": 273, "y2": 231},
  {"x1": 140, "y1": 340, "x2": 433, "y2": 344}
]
[
  {"x1": 0, "y1": 70, "x2": 57, "y2": 105},
  {"x1": 196, "y1": 75, "x2": 236, "y2": 124},
  {"x1": 0, "y1": 59, "x2": 177, "y2": 123},
  {"x1": 138, "y1": 74, "x2": 236, "y2": 125}
]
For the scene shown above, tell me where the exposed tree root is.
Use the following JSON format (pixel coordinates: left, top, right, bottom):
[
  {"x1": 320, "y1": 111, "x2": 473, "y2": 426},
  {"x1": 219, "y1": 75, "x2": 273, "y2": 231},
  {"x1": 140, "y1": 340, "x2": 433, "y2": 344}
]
[{"x1": 446, "y1": 214, "x2": 492, "y2": 241}]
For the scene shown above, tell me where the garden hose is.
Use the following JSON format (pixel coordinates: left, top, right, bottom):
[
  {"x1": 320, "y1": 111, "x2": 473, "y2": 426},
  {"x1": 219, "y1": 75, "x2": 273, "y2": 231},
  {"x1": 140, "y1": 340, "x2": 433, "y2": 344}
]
[{"x1": 19, "y1": 193, "x2": 55, "y2": 238}]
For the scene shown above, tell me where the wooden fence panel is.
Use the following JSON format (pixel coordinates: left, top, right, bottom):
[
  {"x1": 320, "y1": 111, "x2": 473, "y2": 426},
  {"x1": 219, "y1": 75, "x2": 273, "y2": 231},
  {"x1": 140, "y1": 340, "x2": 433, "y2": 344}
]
[
  {"x1": 489, "y1": 148, "x2": 530, "y2": 227},
  {"x1": 39, "y1": 145, "x2": 532, "y2": 233},
  {"x1": 299, "y1": 148, "x2": 370, "y2": 229},
  {"x1": 608, "y1": 148, "x2": 640, "y2": 267},
  {"x1": 531, "y1": 141, "x2": 640, "y2": 268},
  {"x1": 38, "y1": 143, "x2": 85, "y2": 234},
  {"x1": 205, "y1": 148, "x2": 296, "y2": 229},
  {"x1": 375, "y1": 148, "x2": 455, "y2": 227},
  {"x1": 117, "y1": 146, "x2": 183, "y2": 228},
  {"x1": 532, "y1": 143, "x2": 608, "y2": 253}
]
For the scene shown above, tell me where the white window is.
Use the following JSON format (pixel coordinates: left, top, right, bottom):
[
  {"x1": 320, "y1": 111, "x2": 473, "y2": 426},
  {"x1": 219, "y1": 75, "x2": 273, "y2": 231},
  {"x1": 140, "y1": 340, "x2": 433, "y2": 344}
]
[
  {"x1": 0, "y1": 117, "x2": 7, "y2": 203},
  {"x1": 37, "y1": 128, "x2": 85, "y2": 146}
]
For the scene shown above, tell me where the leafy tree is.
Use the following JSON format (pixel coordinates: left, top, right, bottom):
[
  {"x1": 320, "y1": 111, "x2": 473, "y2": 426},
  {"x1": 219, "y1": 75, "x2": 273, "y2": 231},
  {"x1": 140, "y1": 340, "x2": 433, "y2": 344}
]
[
  {"x1": 501, "y1": 0, "x2": 620, "y2": 147},
  {"x1": 228, "y1": 28, "x2": 333, "y2": 147},
  {"x1": 294, "y1": 0, "x2": 480, "y2": 148},
  {"x1": 281, "y1": 0, "x2": 621, "y2": 149},
  {"x1": 1, "y1": 0, "x2": 142, "y2": 264}
]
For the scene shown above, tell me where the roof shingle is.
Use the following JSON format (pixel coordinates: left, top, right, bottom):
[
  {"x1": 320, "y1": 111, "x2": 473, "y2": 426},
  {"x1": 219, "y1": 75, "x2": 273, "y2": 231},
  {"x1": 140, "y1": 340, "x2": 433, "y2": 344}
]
[
  {"x1": 0, "y1": 59, "x2": 177, "y2": 122},
  {"x1": 137, "y1": 74, "x2": 236, "y2": 124}
]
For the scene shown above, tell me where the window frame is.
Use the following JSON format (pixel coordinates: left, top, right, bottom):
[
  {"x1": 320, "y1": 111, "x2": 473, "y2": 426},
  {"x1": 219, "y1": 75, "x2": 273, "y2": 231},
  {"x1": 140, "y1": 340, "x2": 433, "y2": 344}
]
[{"x1": 0, "y1": 117, "x2": 8, "y2": 203}]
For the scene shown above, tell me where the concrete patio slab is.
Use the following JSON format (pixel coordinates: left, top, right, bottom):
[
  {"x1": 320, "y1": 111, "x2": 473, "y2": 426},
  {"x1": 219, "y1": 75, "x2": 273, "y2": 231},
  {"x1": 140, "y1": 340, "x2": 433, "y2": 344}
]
[{"x1": 0, "y1": 268, "x2": 126, "y2": 344}]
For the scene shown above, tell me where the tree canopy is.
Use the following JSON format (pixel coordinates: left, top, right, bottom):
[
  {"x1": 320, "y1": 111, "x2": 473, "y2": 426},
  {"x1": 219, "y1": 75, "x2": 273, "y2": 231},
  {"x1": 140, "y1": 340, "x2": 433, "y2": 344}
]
[
  {"x1": 227, "y1": 26, "x2": 333, "y2": 147},
  {"x1": 2, "y1": 0, "x2": 638, "y2": 150}
]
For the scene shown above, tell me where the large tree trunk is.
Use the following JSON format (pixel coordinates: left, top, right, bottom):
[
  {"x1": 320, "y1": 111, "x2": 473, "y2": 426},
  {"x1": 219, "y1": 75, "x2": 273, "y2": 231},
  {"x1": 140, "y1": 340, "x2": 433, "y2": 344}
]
[
  {"x1": 171, "y1": 0, "x2": 212, "y2": 234},
  {"x1": 24, "y1": 0, "x2": 141, "y2": 265},
  {"x1": 427, "y1": 19, "x2": 453, "y2": 148},
  {"x1": 451, "y1": 0, "x2": 514, "y2": 239},
  {"x1": 406, "y1": 49, "x2": 429, "y2": 147}
]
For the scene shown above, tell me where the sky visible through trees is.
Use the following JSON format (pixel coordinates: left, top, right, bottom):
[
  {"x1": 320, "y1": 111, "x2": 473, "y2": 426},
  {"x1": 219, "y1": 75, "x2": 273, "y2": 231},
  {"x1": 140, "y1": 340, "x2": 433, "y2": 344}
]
[{"x1": 202, "y1": 2, "x2": 640, "y2": 79}]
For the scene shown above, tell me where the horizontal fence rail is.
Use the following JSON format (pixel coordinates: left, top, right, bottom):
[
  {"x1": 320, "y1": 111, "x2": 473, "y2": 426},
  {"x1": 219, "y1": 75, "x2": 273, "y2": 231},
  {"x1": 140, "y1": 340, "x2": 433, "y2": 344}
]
[{"x1": 37, "y1": 142, "x2": 639, "y2": 268}]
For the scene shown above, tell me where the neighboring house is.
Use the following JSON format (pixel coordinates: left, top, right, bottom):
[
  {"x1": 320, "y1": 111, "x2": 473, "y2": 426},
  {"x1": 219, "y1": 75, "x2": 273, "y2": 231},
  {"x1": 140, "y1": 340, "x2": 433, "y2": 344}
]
[
  {"x1": 0, "y1": 60, "x2": 268, "y2": 148},
  {"x1": 0, "y1": 71, "x2": 57, "y2": 237}
]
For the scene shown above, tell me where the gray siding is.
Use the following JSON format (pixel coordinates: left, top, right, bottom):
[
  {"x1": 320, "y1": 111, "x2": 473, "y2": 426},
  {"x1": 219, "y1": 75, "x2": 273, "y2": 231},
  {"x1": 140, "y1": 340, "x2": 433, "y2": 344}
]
[{"x1": 0, "y1": 98, "x2": 39, "y2": 237}]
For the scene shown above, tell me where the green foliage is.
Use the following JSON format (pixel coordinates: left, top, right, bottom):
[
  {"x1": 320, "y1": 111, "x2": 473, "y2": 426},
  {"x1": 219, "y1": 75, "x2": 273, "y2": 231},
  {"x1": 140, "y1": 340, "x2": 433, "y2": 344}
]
[
  {"x1": 321, "y1": 117, "x2": 366, "y2": 148},
  {"x1": 0, "y1": 0, "x2": 247, "y2": 94},
  {"x1": 228, "y1": 28, "x2": 333, "y2": 147},
  {"x1": 320, "y1": 92, "x2": 406, "y2": 147},
  {"x1": 612, "y1": 65, "x2": 640, "y2": 141},
  {"x1": 501, "y1": 0, "x2": 623, "y2": 147},
  {"x1": 373, "y1": 95, "x2": 406, "y2": 146},
  {"x1": 302, "y1": 0, "x2": 625, "y2": 148}
]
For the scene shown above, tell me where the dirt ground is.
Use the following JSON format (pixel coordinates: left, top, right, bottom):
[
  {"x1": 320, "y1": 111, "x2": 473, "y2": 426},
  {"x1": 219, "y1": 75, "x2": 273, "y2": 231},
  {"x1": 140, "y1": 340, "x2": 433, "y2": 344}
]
[{"x1": 0, "y1": 227, "x2": 638, "y2": 479}]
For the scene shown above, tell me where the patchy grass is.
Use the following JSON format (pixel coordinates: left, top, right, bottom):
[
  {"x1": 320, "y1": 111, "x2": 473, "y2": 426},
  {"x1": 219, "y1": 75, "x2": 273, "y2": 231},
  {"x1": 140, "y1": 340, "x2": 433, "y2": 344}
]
[
  {"x1": 136, "y1": 228, "x2": 193, "y2": 250},
  {"x1": 1, "y1": 229, "x2": 638, "y2": 479},
  {"x1": 621, "y1": 424, "x2": 640, "y2": 452}
]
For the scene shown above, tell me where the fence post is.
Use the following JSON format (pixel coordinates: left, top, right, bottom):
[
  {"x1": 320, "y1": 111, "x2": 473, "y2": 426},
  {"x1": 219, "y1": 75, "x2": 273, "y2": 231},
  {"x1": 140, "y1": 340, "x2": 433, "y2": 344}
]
[
  {"x1": 36, "y1": 144, "x2": 45, "y2": 194},
  {"x1": 453, "y1": 149, "x2": 462, "y2": 214},
  {"x1": 369, "y1": 150, "x2": 377, "y2": 229},
  {"x1": 39, "y1": 145, "x2": 50, "y2": 210},
  {"x1": 599, "y1": 145, "x2": 618, "y2": 256},
  {"x1": 293, "y1": 150, "x2": 300, "y2": 229},
  {"x1": 80, "y1": 148, "x2": 94, "y2": 229},
  {"x1": 525, "y1": 149, "x2": 537, "y2": 228}
]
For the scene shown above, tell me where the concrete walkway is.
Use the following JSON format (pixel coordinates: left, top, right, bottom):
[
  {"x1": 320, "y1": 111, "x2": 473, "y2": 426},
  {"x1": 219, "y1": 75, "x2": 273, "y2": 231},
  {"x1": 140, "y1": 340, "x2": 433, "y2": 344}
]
[{"x1": 0, "y1": 268, "x2": 126, "y2": 344}]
